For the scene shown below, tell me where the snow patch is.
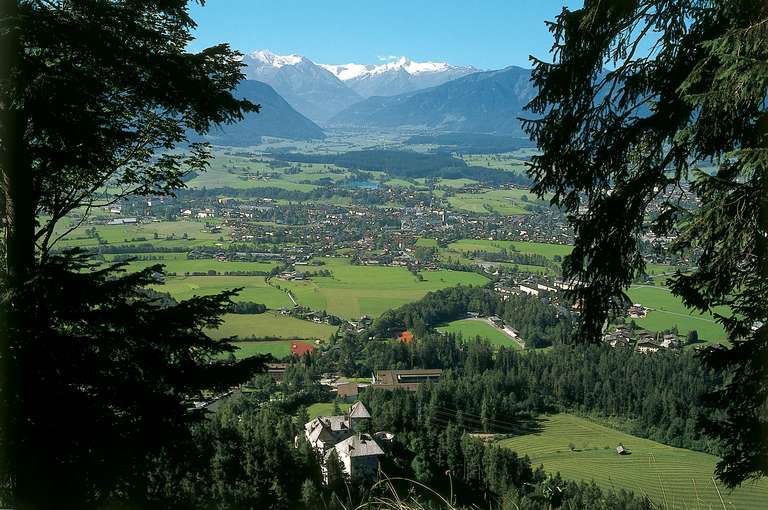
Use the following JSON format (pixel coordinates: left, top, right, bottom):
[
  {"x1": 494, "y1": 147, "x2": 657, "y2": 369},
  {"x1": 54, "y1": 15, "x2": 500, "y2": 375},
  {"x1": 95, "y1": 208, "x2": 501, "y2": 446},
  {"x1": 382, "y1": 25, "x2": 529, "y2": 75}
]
[
  {"x1": 249, "y1": 49, "x2": 305, "y2": 68},
  {"x1": 321, "y1": 56, "x2": 469, "y2": 80}
]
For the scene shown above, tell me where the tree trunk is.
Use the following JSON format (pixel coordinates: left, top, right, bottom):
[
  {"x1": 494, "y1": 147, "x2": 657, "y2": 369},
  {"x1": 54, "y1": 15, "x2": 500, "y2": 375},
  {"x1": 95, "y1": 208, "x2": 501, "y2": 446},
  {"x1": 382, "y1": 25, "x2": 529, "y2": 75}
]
[{"x1": 1, "y1": 0, "x2": 36, "y2": 507}]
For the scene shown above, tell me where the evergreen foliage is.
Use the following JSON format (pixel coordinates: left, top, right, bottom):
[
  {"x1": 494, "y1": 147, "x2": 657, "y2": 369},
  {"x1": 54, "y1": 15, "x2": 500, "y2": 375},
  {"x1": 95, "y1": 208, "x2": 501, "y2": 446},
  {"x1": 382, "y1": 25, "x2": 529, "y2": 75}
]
[
  {"x1": 523, "y1": 0, "x2": 767, "y2": 486},
  {"x1": 3, "y1": 255, "x2": 266, "y2": 508},
  {"x1": 0, "y1": 1, "x2": 261, "y2": 507}
]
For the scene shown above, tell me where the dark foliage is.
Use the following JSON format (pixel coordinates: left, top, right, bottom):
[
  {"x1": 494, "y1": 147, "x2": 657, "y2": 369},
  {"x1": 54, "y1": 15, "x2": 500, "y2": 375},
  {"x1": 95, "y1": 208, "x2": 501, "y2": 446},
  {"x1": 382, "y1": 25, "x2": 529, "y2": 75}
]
[
  {"x1": 4, "y1": 254, "x2": 265, "y2": 508},
  {"x1": 523, "y1": 0, "x2": 767, "y2": 485}
]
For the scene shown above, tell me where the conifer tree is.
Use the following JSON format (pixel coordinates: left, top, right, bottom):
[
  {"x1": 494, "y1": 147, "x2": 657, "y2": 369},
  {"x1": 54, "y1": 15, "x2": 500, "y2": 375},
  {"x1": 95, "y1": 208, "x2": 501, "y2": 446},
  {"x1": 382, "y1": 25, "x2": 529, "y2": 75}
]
[
  {"x1": 524, "y1": 0, "x2": 767, "y2": 486},
  {"x1": 0, "y1": 1, "x2": 262, "y2": 506}
]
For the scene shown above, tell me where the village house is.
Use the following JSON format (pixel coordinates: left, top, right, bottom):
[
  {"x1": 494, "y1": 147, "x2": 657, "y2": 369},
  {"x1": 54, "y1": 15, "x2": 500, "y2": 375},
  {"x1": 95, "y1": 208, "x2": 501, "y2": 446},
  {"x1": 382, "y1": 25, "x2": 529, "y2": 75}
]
[
  {"x1": 661, "y1": 334, "x2": 680, "y2": 349},
  {"x1": 636, "y1": 339, "x2": 661, "y2": 354}
]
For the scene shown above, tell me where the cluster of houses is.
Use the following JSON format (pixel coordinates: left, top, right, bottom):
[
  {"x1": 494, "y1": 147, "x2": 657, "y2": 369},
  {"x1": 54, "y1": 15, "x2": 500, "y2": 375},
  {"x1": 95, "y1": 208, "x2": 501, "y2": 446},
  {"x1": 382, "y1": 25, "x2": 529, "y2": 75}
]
[
  {"x1": 301, "y1": 401, "x2": 389, "y2": 482},
  {"x1": 602, "y1": 324, "x2": 680, "y2": 352}
]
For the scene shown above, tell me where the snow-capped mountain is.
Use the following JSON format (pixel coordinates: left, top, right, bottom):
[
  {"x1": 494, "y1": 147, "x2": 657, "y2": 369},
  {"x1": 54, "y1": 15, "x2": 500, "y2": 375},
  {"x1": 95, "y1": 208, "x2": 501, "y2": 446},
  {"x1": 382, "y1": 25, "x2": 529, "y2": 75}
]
[
  {"x1": 241, "y1": 50, "x2": 362, "y2": 123},
  {"x1": 319, "y1": 56, "x2": 479, "y2": 98}
]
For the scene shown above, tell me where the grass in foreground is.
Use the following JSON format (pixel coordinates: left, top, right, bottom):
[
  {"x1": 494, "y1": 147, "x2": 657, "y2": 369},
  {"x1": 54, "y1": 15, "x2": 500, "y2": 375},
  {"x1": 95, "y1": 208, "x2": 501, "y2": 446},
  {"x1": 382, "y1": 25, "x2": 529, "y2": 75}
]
[{"x1": 498, "y1": 413, "x2": 768, "y2": 509}]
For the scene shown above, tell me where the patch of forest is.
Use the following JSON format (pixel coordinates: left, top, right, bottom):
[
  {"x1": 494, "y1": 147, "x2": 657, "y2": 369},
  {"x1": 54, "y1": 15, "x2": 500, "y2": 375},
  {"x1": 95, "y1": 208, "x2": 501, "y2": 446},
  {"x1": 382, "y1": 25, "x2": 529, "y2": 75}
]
[
  {"x1": 406, "y1": 132, "x2": 536, "y2": 154},
  {"x1": 269, "y1": 150, "x2": 532, "y2": 186}
]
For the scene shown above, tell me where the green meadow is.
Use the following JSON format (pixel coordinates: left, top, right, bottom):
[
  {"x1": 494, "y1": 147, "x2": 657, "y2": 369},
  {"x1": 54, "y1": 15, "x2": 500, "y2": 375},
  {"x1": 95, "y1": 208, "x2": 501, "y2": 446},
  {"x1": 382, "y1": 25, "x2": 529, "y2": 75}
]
[
  {"x1": 225, "y1": 340, "x2": 296, "y2": 359},
  {"x1": 498, "y1": 414, "x2": 768, "y2": 510},
  {"x1": 279, "y1": 257, "x2": 489, "y2": 319},
  {"x1": 54, "y1": 220, "x2": 229, "y2": 251},
  {"x1": 306, "y1": 402, "x2": 351, "y2": 420},
  {"x1": 436, "y1": 319, "x2": 522, "y2": 349},
  {"x1": 154, "y1": 275, "x2": 293, "y2": 308},
  {"x1": 627, "y1": 286, "x2": 728, "y2": 343},
  {"x1": 210, "y1": 312, "x2": 337, "y2": 341},
  {"x1": 118, "y1": 257, "x2": 279, "y2": 275},
  {"x1": 460, "y1": 153, "x2": 530, "y2": 173},
  {"x1": 448, "y1": 189, "x2": 543, "y2": 216},
  {"x1": 185, "y1": 151, "x2": 364, "y2": 192},
  {"x1": 447, "y1": 239, "x2": 572, "y2": 261}
]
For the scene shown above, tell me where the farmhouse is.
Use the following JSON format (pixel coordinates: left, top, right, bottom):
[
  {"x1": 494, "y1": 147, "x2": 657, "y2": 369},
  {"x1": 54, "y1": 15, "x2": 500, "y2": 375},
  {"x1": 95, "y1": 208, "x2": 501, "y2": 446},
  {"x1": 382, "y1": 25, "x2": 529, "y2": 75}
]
[
  {"x1": 636, "y1": 340, "x2": 661, "y2": 354},
  {"x1": 661, "y1": 334, "x2": 680, "y2": 349},
  {"x1": 265, "y1": 363, "x2": 288, "y2": 382}
]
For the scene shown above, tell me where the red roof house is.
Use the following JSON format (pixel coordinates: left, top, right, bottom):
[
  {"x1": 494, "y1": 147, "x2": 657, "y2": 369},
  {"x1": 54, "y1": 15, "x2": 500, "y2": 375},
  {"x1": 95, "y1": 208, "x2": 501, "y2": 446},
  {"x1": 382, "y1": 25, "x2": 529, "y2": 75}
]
[
  {"x1": 291, "y1": 341, "x2": 316, "y2": 357},
  {"x1": 398, "y1": 331, "x2": 414, "y2": 344}
]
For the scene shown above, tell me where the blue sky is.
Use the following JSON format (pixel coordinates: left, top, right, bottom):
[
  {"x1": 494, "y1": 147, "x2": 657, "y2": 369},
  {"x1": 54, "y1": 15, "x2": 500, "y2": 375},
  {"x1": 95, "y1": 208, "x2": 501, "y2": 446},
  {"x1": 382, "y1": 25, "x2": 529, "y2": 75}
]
[{"x1": 188, "y1": 1, "x2": 579, "y2": 70}]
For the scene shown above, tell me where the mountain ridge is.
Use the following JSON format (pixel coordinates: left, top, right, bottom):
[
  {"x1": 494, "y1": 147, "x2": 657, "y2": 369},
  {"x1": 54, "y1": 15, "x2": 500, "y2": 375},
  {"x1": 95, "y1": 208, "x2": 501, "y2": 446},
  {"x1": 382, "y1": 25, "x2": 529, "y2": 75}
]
[
  {"x1": 200, "y1": 80, "x2": 325, "y2": 145},
  {"x1": 328, "y1": 66, "x2": 536, "y2": 135},
  {"x1": 241, "y1": 50, "x2": 362, "y2": 123}
]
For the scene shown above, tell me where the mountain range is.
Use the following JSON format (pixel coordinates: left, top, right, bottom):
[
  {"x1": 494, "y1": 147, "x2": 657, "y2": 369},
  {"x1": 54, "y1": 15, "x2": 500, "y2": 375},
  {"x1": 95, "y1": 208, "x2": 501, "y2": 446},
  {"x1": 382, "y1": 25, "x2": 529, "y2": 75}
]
[
  {"x1": 241, "y1": 50, "x2": 363, "y2": 123},
  {"x1": 319, "y1": 56, "x2": 477, "y2": 98},
  {"x1": 207, "y1": 51, "x2": 538, "y2": 140},
  {"x1": 329, "y1": 66, "x2": 537, "y2": 135},
  {"x1": 240, "y1": 50, "x2": 478, "y2": 122}
]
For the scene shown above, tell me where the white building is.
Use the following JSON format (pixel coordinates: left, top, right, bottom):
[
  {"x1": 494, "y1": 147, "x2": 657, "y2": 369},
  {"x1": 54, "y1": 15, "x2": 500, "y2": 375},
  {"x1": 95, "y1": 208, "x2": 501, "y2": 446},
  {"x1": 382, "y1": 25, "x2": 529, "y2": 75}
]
[{"x1": 326, "y1": 433, "x2": 384, "y2": 481}]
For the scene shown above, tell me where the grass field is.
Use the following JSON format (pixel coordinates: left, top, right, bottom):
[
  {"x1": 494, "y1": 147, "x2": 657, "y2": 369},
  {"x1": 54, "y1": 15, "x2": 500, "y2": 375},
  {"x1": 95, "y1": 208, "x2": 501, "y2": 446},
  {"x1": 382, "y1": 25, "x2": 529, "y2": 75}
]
[
  {"x1": 460, "y1": 153, "x2": 530, "y2": 173},
  {"x1": 55, "y1": 220, "x2": 230, "y2": 251},
  {"x1": 210, "y1": 312, "x2": 337, "y2": 341},
  {"x1": 447, "y1": 239, "x2": 572, "y2": 261},
  {"x1": 119, "y1": 257, "x2": 279, "y2": 274},
  {"x1": 279, "y1": 257, "x2": 489, "y2": 319},
  {"x1": 436, "y1": 319, "x2": 522, "y2": 350},
  {"x1": 627, "y1": 286, "x2": 728, "y2": 343},
  {"x1": 306, "y1": 402, "x2": 351, "y2": 420},
  {"x1": 154, "y1": 275, "x2": 293, "y2": 308},
  {"x1": 448, "y1": 189, "x2": 542, "y2": 216},
  {"x1": 498, "y1": 414, "x2": 768, "y2": 510},
  {"x1": 415, "y1": 238, "x2": 439, "y2": 247},
  {"x1": 225, "y1": 340, "x2": 296, "y2": 359},
  {"x1": 437, "y1": 178, "x2": 479, "y2": 188}
]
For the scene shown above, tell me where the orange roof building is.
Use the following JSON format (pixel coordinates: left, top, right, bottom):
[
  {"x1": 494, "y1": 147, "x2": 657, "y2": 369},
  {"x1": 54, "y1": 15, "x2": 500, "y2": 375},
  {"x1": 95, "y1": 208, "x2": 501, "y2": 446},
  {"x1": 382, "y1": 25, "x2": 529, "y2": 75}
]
[
  {"x1": 291, "y1": 341, "x2": 316, "y2": 357},
  {"x1": 398, "y1": 331, "x2": 414, "y2": 344}
]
